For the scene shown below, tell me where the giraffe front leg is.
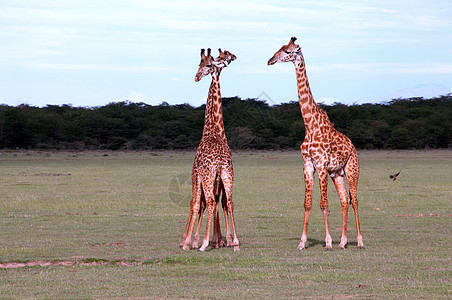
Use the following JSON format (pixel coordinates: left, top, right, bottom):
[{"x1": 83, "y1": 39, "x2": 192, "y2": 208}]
[
  {"x1": 221, "y1": 189, "x2": 232, "y2": 247},
  {"x1": 318, "y1": 168, "x2": 332, "y2": 250},
  {"x1": 192, "y1": 198, "x2": 205, "y2": 249},
  {"x1": 180, "y1": 212, "x2": 192, "y2": 248},
  {"x1": 212, "y1": 199, "x2": 221, "y2": 249},
  {"x1": 332, "y1": 175, "x2": 349, "y2": 249},
  {"x1": 183, "y1": 179, "x2": 202, "y2": 251},
  {"x1": 199, "y1": 193, "x2": 215, "y2": 252},
  {"x1": 183, "y1": 208, "x2": 199, "y2": 251},
  {"x1": 298, "y1": 159, "x2": 314, "y2": 250}
]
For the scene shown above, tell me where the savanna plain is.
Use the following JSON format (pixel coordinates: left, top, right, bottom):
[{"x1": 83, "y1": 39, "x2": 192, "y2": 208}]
[{"x1": 0, "y1": 150, "x2": 451, "y2": 299}]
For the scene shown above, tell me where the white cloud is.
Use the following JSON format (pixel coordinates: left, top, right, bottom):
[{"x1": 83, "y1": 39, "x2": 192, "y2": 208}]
[{"x1": 317, "y1": 97, "x2": 342, "y2": 105}]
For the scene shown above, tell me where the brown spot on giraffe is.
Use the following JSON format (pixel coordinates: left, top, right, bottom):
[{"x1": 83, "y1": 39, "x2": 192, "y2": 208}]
[
  {"x1": 268, "y1": 37, "x2": 364, "y2": 250},
  {"x1": 180, "y1": 48, "x2": 239, "y2": 252}
]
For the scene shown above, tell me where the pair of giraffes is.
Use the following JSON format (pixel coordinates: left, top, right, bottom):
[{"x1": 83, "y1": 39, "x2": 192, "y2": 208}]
[{"x1": 180, "y1": 37, "x2": 364, "y2": 252}]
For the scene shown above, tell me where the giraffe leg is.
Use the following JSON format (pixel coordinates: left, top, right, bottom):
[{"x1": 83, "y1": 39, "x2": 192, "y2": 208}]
[
  {"x1": 180, "y1": 213, "x2": 192, "y2": 248},
  {"x1": 199, "y1": 189, "x2": 215, "y2": 252},
  {"x1": 221, "y1": 186, "x2": 232, "y2": 247},
  {"x1": 222, "y1": 168, "x2": 239, "y2": 251},
  {"x1": 298, "y1": 158, "x2": 314, "y2": 250},
  {"x1": 180, "y1": 171, "x2": 199, "y2": 248},
  {"x1": 199, "y1": 177, "x2": 216, "y2": 252},
  {"x1": 332, "y1": 174, "x2": 349, "y2": 249},
  {"x1": 346, "y1": 152, "x2": 364, "y2": 249},
  {"x1": 183, "y1": 181, "x2": 202, "y2": 250},
  {"x1": 212, "y1": 180, "x2": 225, "y2": 248},
  {"x1": 192, "y1": 194, "x2": 205, "y2": 249},
  {"x1": 212, "y1": 198, "x2": 221, "y2": 248},
  {"x1": 318, "y1": 168, "x2": 332, "y2": 250}
]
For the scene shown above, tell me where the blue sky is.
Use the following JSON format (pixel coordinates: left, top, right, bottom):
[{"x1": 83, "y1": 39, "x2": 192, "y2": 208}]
[{"x1": 1, "y1": 0, "x2": 451, "y2": 107}]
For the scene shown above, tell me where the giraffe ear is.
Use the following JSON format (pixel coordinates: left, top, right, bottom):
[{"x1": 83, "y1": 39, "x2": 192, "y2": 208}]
[{"x1": 295, "y1": 45, "x2": 302, "y2": 55}]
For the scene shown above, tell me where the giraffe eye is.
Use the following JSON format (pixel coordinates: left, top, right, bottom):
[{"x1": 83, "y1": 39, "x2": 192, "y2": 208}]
[{"x1": 284, "y1": 50, "x2": 291, "y2": 54}]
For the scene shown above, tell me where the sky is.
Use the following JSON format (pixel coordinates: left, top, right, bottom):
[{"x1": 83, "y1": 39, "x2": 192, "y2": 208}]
[{"x1": 1, "y1": 0, "x2": 451, "y2": 108}]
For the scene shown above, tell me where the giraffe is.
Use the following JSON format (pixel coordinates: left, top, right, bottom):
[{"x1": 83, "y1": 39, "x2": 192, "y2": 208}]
[
  {"x1": 194, "y1": 48, "x2": 236, "y2": 249},
  {"x1": 268, "y1": 37, "x2": 364, "y2": 250},
  {"x1": 180, "y1": 48, "x2": 239, "y2": 252},
  {"x1": 179, "y1": 48, "x2": 235, "y2": 250}
]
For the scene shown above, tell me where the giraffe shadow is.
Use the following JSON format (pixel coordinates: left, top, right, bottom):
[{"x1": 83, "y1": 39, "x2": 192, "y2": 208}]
[
  {"x1": 305, "y1": 238, "x2": 324, "y2": 248},
  {"x1": 287, "y1": 237, "x2": 323, "y2": 248}
]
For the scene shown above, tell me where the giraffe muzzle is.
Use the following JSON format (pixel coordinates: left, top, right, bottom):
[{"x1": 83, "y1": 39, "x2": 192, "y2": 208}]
[{"x1": 267, "y1": 57, "x2": 277, "y2": 65}]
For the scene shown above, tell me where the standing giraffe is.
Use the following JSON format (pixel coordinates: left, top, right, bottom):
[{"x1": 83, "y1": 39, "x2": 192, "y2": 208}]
[
  {"x1": 180, "y1": 48, "x2": 239, "y2": 252},
  {"x1": 268, "y1": 37, "x2": 364, "y2": 250}
]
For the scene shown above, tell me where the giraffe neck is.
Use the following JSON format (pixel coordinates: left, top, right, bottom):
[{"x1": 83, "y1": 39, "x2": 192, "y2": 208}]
[
  {"x1": 203, "y1": 70, "x2": 226, "y2": 141},
  {"x1": 293, "y1": 56, "x2": 330, "y2": 133}
]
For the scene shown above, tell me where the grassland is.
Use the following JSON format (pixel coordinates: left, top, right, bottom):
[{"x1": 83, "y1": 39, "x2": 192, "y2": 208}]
[{"x1": 0, "y1": 150, "x2": 451, "y2": 299}]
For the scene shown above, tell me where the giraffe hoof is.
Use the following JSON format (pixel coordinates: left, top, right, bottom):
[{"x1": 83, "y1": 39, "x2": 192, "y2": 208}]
[
  {"x1": 233, "y1": 246, "x2": 240, "y2": 252},
  {"x1": 182, "y1": 245, "x2": 190, "y2": 251},
  {"x1": 324, "y1": 245, "x2": 333, "y2": 251},
  {"x1": 338, "y1": 242, "x2": 347, "y2": 250},
  {"x1": 357, "y1": 245, "x2": 365, "y2": 250},
  {"x1": 297, "y1": 242, "x2": 306, "y2": 250}
]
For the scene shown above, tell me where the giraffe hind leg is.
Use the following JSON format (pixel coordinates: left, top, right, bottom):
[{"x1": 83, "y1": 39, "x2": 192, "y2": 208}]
[
  {"x1": 345, "y1": 152, "x2": 364, "y2": 249},
  {"x1": 199, "y1": 177, "x2": 217, "y2": 252},
  {"x1": 212, "y1": 179, "x2": 224, "y2": 248},
  {"x1": 221, "y1": 169, "x2": 239, "y2": 251}
]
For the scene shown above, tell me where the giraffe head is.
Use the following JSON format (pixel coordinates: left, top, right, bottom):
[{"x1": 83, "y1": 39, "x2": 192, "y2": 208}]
[
  {"x1": 195, "y1": 48, "x2": 215, "y2": 82},
  {"x1": 195, "y1": 48, "x2": 236, "y2": 82},
  {"x1": 267, "y1": 37, "x2": 302, "y2": 65},
  {"x1": 216, "y1": 48, "x2": 237, "y2": 68}
]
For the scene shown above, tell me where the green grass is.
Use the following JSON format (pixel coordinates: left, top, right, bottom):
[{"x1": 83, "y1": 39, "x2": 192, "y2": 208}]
[{"x1": 0, "y1": 150, "x2": 451, "y2": 299}]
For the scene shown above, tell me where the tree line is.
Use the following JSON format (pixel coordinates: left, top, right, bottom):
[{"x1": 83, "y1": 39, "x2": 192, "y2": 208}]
[{"x1": 0, "y1": 95, "x2": 451, "y2": 150}]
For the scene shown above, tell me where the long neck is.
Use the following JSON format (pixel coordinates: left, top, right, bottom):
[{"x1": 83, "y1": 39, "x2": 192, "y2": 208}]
[
  {"x1": 293, "y1": 55, "x2": 329, "y2": 132},
  {"x1": 203, "y1": 70, "x2": 226, "y2": 141}
]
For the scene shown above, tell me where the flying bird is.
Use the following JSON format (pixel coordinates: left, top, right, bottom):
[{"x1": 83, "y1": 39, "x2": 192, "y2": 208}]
[{"x1": 389, "y1": 171, "x2": 400, "y2": 181}]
